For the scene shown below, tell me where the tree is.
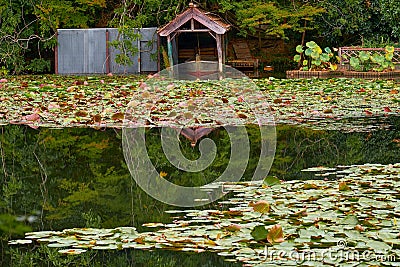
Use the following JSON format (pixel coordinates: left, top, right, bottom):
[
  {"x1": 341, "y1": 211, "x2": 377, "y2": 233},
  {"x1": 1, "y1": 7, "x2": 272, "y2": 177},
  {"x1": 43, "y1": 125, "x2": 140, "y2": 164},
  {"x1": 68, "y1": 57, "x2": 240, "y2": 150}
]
[
  {"x1": 218, "y1": 1, "x2": 324, "y2": 41},
  {"x1": 0, "y1": 0, "x2": 106, "y2": 74},
  {"x1": 378, "y1": 0, "x2": 400, "y2": 42},
  {"x1": 309, "y1": 0, "x2": 397, "y2": 46}
]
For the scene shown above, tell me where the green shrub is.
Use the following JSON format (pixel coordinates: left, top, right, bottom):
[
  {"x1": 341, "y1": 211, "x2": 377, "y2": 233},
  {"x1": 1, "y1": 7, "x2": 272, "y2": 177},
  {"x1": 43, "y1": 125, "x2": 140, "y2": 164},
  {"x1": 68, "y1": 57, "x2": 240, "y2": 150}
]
[{"x1": 294, "y1": 41, "x2": 339, "y2": 71}]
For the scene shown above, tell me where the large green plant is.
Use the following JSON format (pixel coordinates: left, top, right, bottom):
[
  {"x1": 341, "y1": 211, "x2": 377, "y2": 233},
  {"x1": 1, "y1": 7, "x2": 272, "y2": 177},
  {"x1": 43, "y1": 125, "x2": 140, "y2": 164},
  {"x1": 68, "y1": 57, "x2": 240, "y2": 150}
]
[
  {"x1": 294, "y1": 41, "x2": 338, "y2": 71},
  {"x1": 346, "y1": 46, "x2": 395, "y2": 71}
]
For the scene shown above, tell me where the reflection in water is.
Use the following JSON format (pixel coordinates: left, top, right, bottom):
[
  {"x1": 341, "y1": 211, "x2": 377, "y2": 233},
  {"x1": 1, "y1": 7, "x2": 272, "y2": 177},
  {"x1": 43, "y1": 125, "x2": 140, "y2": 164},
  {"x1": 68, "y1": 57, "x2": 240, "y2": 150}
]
[{"x1": 1, "y1": 117, "x2": 399, "y2": 266}]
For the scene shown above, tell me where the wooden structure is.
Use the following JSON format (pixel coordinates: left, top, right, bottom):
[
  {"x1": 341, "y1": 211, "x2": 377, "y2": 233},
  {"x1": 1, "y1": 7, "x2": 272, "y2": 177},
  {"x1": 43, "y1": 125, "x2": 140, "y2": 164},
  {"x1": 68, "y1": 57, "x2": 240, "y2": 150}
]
[
  {"x1": 227, "y1": 40, "x2": 259, "y2": 77},
  {"x1": 158, "y1": 3, "x2": 230, "y2": 72},
  {"x1": 339, "y1": 47, "x2": 400, "y2": 70}
]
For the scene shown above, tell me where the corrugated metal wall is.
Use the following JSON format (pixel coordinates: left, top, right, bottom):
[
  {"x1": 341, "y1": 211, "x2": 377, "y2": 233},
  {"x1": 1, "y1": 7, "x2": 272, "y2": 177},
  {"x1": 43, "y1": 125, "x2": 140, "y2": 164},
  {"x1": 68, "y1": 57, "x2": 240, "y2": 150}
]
[{"x1": 57, "y1": 28, "x2": 158, "y2": 74}]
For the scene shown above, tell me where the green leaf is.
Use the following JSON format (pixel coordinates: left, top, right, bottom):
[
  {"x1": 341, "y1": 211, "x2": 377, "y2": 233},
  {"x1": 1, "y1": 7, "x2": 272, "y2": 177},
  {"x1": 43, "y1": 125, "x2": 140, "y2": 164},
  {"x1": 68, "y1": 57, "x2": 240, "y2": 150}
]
[
  {"x1": 294, "y1": 55, "x2": 301, "y2": 62},
  {"x1": 251, "y1": 225, "x2": 269, "y2": 241},
  {"x1": 385, "y1": 53, "x2": 394, "y2": 61},
  {"x1": 350, "y1": 57, "x2": 360, "y2": 69},
  {"x1": 251, "y1": 200, "x2": 270, "y2": 213},
  {"x1": 306, "y1": 41, "x2": 318, "y2": 49},
  {"x1": 340, "y1": 214, "x2": 359, "y2": 225},
  {"x1": 313, "y1": 59, "x2": 322, "y2": 66},
  {"x1": 338, "y1": 181, "x2": 351, "y2": 191},
  {"x1": 366, "y1": 240, "x2": 391, "y2": 253},
  {"x1": 385, "y1": 46, "x2": 395, "y2": 54},
  {"x1": 359, "y1": 51, "x2": 370, "y2": 62},
  {"x1": 320, "y1": 53, "x2": 330, "y2": 62},
  {"x1": 264, "y1": 176, "x2": 281, "y2": 186},
  {"x1": 311, "y1": 51, "x2": 320, "y2": 59},
  {"x1": 296, "y1": 45, "x2": 304, "y2": 54},
  {"x1": 324, "y1": 47, "x2": 332, "y2": 54}
]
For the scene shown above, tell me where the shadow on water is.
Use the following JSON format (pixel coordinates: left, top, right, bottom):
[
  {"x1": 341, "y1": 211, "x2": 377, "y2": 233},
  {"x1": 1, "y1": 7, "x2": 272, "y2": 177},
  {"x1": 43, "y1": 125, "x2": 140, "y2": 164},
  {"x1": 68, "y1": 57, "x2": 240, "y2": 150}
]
[{"x1": 0, "y1": 116, "x2": 399, "y2": 266}]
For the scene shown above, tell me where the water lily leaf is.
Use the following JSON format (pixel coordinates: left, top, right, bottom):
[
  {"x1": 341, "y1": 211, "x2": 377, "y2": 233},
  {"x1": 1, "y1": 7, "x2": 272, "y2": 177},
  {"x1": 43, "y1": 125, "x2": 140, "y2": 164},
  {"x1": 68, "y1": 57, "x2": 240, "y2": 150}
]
[
  {"x1": 251, "y1": 225, "x2": 269, "y2": 241},
  {"x1": 75, "y1": 110, "x2": 88, "y2": 117},
  {"x1": 339, "y1": 181, "x2": 351, "y2": 191},
  {"x1": 267, "y1": 224, "x2": 284, "y2": 245},
  {"x1": 58, "y1": 249, "x2": 87, "y2": 255},
  {"x1": 303, "y1": 183, "x2": 319, "y2": 190},
  {"x1": 142, "y1": 222, "x2": 164, "y2": 228},
  {"x1": 264, "y1": 176, "x2": 281, "y2": 186},
  {"x1": 340, "y1": 215, "x2": 359, "y2": 225},
  {"x1": 250, "y1": 200, "x2": 270, "y2": 214},
  {"x1": 225, "y1": 224, "x2": 241, "y2": 232},
  {"x1": 8, "y1": 239, "x2": 33, "y2": 245},
  {"x1": 366, "y1": 240, "x2": 391, "y2": 253},
  {"x1": 23, "y1": 113, "x2": 40, "y2": 122}
]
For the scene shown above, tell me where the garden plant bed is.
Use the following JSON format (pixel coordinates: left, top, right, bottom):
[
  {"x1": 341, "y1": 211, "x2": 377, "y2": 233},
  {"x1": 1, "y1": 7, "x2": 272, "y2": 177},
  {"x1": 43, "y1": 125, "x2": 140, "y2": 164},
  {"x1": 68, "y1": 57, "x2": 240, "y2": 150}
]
[
  {"x1": 286, "y1": 70, "x2": 344, "y2": 79},
  {"x1": 287, "y1": 70, "x2": 400, "y2": 79},
  {"x1": 343, "y1": 70, "x2": 400, "y2": 79}
]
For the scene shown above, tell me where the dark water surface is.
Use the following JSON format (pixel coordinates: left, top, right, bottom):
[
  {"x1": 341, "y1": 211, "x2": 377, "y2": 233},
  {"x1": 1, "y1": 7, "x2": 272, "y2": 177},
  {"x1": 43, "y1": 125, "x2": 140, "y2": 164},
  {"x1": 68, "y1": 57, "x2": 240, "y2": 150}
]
[{"x1": 1, "y1": 116, "x2": 399, "y2": 266}]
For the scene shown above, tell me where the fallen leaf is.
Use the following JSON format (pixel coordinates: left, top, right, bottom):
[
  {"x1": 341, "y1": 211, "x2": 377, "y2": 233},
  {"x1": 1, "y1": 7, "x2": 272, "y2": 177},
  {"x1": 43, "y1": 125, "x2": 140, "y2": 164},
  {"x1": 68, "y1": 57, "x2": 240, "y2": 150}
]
[
  {"x1": 250, "y1": 200, "x2": 270, "y2": 214},
  {"x1": 111, "y1": 112, "x2": 124, "y2": 121},
  {"x1": 23, "y1": 113, "x2": 40, "y2": 122},
  {"x1": 75, "y1": 111, "x2": 88, "y2": 117},
  {"x1": 267, "y1": 224, "x2": 284, "y2": 244},
  {"x1": 225, "y1": 224, "x2": 241, "y2": 232},
  {"x1": 339, "y1": 181, "x2": 351, "y2": 191},
  {"x1": 364, "y1": 110, "x2": 373, "y2": 116}
]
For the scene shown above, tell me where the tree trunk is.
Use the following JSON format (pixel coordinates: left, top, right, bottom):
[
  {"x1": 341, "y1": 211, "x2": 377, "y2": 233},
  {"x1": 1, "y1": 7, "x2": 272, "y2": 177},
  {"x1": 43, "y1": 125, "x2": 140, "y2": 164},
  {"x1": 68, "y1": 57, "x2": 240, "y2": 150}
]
[{"x1": 298, "y1": 20, "x2": 307, "y2": 69}]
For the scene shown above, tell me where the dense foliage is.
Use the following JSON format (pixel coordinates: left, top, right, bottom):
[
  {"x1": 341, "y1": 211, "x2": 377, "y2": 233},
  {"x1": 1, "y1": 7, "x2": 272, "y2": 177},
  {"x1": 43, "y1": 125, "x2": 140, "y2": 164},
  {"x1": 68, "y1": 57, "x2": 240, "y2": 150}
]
[{"x1": 1, "y1": 0, "x2": 400, "y2": 74}]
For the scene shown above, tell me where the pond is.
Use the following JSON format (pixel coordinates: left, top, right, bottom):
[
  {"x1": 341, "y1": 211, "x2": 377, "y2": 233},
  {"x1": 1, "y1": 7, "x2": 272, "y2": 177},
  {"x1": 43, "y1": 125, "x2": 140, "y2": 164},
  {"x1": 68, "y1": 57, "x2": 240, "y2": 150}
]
[{"x1": 1, "y1": 115, "x2": 399, "y2": 266}]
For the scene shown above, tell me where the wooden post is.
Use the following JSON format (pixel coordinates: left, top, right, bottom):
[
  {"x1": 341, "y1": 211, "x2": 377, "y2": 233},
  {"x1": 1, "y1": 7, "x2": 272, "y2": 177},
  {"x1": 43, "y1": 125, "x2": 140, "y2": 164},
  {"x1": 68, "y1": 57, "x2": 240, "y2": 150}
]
[
  {"x1": 157, "y1": 34, "x2": 161, "y2": 72},
  {"x1": 216, "y1": 34, "x2": 223, "y2": 74},
  {"x1": 167, "y1": 35, "x2": 173, "y2": 68}
]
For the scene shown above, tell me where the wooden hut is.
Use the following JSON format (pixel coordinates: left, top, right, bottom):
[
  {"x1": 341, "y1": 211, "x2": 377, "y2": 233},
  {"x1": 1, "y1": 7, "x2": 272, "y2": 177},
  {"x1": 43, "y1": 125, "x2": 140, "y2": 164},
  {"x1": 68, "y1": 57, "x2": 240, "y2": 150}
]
[{"x1": 157, "y1": 3, "x2": 230, "y2": 72}]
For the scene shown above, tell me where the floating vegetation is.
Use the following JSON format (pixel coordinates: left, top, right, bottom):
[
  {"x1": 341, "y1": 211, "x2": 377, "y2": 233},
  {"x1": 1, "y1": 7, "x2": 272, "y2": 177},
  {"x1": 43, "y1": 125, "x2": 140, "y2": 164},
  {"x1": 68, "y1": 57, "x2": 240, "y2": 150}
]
[
  {"x1": 0, "y1": 76, "x2": 398, "y2": 131},
  {"x1": 10, "y1": 163, "x2": 400, "y2": 266}
]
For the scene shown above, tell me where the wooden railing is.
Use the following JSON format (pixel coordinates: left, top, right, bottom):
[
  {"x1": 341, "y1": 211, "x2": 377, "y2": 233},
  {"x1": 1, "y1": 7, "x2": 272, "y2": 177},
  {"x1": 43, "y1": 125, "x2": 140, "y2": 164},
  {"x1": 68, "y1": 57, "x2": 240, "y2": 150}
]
[{"x1": 338, "y1": 47, "x2": 400, "y2": 69}]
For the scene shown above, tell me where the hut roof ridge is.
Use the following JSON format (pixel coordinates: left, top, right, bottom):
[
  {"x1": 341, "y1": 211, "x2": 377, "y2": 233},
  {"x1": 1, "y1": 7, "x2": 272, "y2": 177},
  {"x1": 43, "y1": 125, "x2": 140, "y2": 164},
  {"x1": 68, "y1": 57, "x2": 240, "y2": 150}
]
[{"x1": 157, "y1": 5, "x2": 230, "y2": 36}]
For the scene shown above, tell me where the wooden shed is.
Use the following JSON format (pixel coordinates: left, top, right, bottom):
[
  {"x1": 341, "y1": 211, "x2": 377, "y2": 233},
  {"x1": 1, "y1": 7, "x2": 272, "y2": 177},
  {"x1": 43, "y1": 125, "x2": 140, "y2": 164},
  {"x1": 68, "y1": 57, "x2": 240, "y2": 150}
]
[{"x1": 158, "y1": 3, "x2": 230, "y2": 71}]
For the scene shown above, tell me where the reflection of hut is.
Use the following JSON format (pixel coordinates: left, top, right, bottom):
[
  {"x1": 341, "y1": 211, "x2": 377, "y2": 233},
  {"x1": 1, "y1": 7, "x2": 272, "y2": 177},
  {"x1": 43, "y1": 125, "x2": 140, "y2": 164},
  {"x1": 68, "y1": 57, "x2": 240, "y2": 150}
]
[{"x1": 157, "y1": 3, "x2": 230, "y2": 71}]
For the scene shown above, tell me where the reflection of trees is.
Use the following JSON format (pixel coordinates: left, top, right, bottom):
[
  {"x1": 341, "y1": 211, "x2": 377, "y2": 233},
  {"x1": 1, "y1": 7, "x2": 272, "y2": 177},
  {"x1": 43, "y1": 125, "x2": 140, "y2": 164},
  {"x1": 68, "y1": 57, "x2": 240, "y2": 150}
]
[
  {"x1": 272, "y1": 116, "x2": 400, "y2": 180},
  {"x1": 8, "y1": 246, "x2": 241, "y2": 267},
  {"x1": 1, "y1": 120, "x2": 399, "y2": 230},
  {"x1": 1, "y1": 118, "x2": 399, "y2": 265}
]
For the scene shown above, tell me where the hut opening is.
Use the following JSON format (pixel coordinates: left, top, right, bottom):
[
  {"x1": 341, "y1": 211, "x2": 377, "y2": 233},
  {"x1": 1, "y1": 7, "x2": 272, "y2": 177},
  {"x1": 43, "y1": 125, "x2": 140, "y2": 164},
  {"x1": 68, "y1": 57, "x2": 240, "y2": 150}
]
[{"x1": 158, "y1": 3, "x2": 230, "y2": 71}]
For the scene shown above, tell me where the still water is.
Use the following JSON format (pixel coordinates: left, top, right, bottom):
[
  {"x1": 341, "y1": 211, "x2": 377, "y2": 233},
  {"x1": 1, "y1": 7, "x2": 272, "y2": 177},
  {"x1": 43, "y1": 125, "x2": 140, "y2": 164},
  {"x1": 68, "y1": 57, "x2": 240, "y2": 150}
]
[{"x1": 1, "y1": 116, "x2": 399, "y2": 266}]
